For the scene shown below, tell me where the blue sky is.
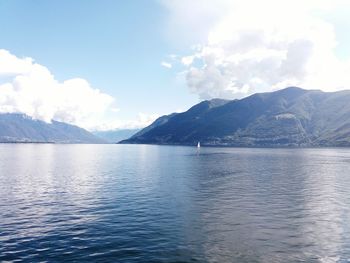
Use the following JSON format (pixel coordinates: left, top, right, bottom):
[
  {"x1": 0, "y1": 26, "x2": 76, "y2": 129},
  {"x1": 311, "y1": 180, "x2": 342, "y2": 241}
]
[
  {"x1": 0, "y1": 0, "x2": 197, "y2": 128},
  {"x1": 0, "y1": 0, "x2": 350, "y2": 130}
]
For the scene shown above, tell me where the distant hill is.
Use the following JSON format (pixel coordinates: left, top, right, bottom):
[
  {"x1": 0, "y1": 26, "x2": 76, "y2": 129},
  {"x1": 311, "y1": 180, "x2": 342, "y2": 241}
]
[
  {"x1": 93, "y1": 129, "x2": 140, "y2": 143},
  {"x1": 121, "y1": 87, "x2": 350, "y2": 147},
  {"x1": 0, "y1": 113, "x2": 105, "y2": 143}
]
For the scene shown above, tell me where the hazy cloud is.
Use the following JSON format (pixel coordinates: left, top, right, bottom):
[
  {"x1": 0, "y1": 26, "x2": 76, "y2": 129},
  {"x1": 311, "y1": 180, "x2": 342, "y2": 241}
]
[
  {"x1": 161, "y1": 61, "x2": 172, "y2": 68},
  {"x1": 92, "y1": 112, "x2": 160, "y2": 131}
]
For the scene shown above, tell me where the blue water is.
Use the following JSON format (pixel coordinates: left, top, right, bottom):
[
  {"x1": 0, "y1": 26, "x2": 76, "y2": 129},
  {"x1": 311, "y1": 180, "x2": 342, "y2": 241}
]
[{"x1": 1, "y1": 144, "x2": 350, "y2": 262}]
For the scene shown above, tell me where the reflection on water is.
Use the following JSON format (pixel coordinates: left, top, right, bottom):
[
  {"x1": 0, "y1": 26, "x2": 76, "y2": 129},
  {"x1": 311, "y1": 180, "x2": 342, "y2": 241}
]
[{"x1": 1, "y1": 144, "x2": 350, "y2": 262}]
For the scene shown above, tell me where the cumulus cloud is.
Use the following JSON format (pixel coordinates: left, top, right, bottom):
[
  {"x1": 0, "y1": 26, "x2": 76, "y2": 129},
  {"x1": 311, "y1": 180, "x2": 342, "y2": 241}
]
[
  {"x1": 0, "y1": 49, "x2": 115, "y2": 129},
  {"x1": 161, "y1": 0, "x2": 350, "y2": 99}
]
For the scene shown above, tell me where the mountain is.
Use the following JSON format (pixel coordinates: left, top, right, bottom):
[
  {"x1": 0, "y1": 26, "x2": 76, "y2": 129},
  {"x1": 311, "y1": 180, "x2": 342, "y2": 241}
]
[
  {"x1": 0, "y1": 113, "x2": 105, "y2": 143},
  {"x1": 93, "y1": 129, "x2": 140, "y2": 143},
  {"x1": 121, "y1": 87, "x2": 350, "y2": 147},
  {"x1": 131, "y1": 113, "x2": 178, "y2": 138}
]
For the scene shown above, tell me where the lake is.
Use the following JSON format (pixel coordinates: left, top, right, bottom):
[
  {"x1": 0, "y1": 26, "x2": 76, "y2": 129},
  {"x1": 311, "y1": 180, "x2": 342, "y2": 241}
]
[{"x1": 1, "y1": 144, "x2": 350, "y2": 262}]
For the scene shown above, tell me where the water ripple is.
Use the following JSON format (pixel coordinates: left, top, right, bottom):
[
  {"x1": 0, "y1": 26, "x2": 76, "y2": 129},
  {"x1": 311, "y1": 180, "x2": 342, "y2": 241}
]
[{"x1": 1, "y1": 145, "x2": 350, "y2": 262}]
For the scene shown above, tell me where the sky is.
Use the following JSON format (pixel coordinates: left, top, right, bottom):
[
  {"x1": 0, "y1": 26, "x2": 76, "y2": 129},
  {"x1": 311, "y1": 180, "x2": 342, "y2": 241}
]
[{"x1": 0, "y1": 0, "x2": 350, "y2": 130}]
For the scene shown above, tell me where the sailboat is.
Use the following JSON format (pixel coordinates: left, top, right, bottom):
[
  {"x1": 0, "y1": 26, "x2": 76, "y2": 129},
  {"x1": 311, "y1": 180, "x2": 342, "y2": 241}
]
[{"x1": 197, "y1": 141, "x2": 201, "y2": 148}]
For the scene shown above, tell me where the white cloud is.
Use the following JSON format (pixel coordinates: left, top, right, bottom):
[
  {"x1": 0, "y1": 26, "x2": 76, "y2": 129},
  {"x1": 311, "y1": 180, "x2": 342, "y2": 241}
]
[
  {"x1": 0, "y1": 50, "x2": 34, "y2": 76},
  {"x1": 0, "y1": 49, "x2": 115, "y2": 129},
  {"x1": 161, "y1": 61, "x2": 172, "y2": 68},
  {"x1": 181, "y1": 55, "x2": 195, "y2": 66},
  {"x1": 161, "y1": 0, "x2": 350, "y2": 99},
  {"x1": 110, "y1": 107, "x2": 120, "y2": 113}
]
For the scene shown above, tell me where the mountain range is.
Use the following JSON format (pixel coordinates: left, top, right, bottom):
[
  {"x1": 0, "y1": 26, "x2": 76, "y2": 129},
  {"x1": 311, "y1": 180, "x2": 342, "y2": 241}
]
[
  {"x1": 0, "y1": 113, "x2": 104, "y2": 143},
  {"x1": 121, "y1": 87, "x2": 350, "y2": 147}
]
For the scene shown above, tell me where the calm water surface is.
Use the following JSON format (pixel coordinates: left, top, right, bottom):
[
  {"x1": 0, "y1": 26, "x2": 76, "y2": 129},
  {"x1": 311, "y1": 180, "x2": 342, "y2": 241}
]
[{"x1": 1, "y1": 144, "x2": 350, "y2": 262}]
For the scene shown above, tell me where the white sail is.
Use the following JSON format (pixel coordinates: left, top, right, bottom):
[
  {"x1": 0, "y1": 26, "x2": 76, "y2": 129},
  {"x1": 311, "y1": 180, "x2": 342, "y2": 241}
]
[{"x1": 197, "y1": 142, "x2": 200, "y2": 148}]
